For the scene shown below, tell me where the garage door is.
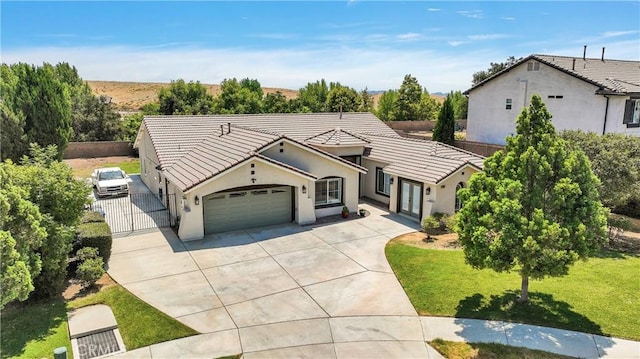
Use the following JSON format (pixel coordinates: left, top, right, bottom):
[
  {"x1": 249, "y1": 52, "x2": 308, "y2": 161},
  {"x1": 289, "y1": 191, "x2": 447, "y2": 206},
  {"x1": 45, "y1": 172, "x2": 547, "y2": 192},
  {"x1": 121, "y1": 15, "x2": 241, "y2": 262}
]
[{"x1": 204, "y1": 186, "x2": 292, "y2": 234}]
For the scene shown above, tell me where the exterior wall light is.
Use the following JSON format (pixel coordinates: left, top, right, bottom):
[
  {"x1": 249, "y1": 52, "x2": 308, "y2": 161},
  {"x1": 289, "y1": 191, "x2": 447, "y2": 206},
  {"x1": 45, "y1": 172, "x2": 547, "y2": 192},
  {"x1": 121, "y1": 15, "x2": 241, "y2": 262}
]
[
  {"x1": 389, "y1": 177, "x2": 394, "y2": 185},
  {"x1": 425, "y1": 187, "x2": 431, "y2": 195},
  {"x1": 194, "y1": 196, "x2": 200, "y2": 205},
  {"x1": 302, "y1": 185, "x2": 307, "y2": 194}
]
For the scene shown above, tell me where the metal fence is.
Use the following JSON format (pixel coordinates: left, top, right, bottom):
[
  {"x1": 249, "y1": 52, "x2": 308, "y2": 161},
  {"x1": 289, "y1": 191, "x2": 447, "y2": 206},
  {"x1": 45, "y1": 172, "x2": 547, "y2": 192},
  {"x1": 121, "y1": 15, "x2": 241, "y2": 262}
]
[{"x1": 87, "y1": 193, "x2": 177, "y2": 234}]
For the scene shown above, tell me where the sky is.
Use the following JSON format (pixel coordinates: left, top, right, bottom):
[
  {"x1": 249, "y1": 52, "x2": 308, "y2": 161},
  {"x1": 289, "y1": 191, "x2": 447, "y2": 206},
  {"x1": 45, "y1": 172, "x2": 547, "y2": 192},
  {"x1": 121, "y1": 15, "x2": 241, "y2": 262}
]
[{"x1": 2, "y1": 1, "x2": 639, "y2": 93}]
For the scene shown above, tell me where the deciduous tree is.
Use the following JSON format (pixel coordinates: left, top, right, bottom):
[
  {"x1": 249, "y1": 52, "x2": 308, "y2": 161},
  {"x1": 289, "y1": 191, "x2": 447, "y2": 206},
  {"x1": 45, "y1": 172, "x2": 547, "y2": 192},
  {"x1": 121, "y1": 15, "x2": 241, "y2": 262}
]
[
  {"x1": 375, "y1": 90, "x2": 398, "y2": 121},
  {"x1": 472, "y1": 56, "x2": 521, "y2": 85},
  {"x1": 394, "y1": 74, "x2": 423, "y2": 121},
  {"x1": 263, "y1": 91, "x2": 290, "y2": 113},
  {"x1": 214, "y1": 78, "x2": 263, "y2": 114},
  {"x1": 327, "y1": 83, "x2": 360, "y2": 112},
  {"x1": 456, "y1": 95, "x2": 608, "y2": 302},
  {"x1": 159, "y1": 79, "x2": 215, "y2": 115}
]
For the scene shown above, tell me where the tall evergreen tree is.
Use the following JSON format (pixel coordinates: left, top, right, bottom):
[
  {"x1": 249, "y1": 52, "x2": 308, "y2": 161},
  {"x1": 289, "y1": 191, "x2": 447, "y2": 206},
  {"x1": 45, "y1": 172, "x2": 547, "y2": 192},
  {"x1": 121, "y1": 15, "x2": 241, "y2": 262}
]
[
  {"x1": 433, "y1": 93, "x2": 455, "y2": 145},
  {"x1": 456, "y1": 95, "x2": 608, "y2": 302},
  {"x1": 394, "y1": 74, "x2": 422, "y2": 121}
]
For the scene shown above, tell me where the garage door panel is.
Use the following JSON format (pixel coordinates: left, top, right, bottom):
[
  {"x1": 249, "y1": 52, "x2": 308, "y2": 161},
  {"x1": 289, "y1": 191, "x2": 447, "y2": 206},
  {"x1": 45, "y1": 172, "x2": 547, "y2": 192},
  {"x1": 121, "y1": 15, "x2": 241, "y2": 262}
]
[{"x1": 204, "y1": 186, "x2": 292, "y2": 234}]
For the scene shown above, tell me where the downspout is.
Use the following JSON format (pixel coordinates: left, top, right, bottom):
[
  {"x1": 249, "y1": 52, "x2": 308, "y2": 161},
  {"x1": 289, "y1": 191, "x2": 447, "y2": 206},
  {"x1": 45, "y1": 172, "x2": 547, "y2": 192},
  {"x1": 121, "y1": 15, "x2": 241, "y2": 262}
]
[{"x1": 602, "y1": 95, "x2": 610, "y2": 135}]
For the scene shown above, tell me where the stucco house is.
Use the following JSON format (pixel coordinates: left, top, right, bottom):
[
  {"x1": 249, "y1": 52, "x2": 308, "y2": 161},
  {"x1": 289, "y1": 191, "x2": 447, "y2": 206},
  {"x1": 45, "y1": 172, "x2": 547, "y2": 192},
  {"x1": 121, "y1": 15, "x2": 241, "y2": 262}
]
[
  {"x1": 465, "y1": 53, "x2": 640, "y2": 145},
  {"x1": 135, "y1": 113, "x2": 483, "y2": 240}
]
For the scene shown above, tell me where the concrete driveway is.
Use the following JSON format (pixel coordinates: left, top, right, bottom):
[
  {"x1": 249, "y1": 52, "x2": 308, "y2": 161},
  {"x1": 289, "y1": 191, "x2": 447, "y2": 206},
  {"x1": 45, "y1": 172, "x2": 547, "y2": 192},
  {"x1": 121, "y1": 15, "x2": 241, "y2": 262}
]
[{"x1": 108, "y1": 203, "x2": 445, "y2": 358}]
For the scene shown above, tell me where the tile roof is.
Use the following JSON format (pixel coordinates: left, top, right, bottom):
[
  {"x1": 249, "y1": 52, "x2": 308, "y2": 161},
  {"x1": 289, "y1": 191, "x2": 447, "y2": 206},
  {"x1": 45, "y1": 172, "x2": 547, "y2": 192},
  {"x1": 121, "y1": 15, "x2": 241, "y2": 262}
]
[
  {"x1": 363, "y1": 134, "x2": 485, "y2": 184},
  {"x1": 141, "y1": 112, "x2": 485, "y2": 190},
  {"x1": 305, "y1": 127, "x2": 371, "y2": 146},
  {"x1": 465, "y1": 54, "x2": 640, "y2": 95}
]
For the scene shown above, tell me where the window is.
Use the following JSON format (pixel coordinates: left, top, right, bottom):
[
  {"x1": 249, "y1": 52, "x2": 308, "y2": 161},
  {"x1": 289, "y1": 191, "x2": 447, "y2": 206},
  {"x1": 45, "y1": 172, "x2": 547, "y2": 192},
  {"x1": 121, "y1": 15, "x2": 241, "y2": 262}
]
[
  {"x1": 505, "y1": 98, "x2": 512, "y2": 110},
  {"x1": 315, "y1": 178, "x2": 342, "y2": 206},
  {"x1": 454, "y1": 182, "x2": 464, "y2": 211},
  {"x1": 527, "y1": 61, "x2": 540, "y2": 71},
  {"x1": 623, "y1": 99, "x2": 640, "y2": 128},
  {"x1": 376, "y1": 167, "x2": 391, "y2": 196}
]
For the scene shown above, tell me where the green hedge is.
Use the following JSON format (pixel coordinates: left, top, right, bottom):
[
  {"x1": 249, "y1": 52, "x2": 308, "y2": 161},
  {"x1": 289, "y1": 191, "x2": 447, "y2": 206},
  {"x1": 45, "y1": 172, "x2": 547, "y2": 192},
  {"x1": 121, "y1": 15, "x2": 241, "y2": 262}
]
[
  {"x1": 81, "y1": 211, "x2": 106, "y2": 224},
  {"x1": 76, "y1": 221, "x2": 112, "y2": 265}
]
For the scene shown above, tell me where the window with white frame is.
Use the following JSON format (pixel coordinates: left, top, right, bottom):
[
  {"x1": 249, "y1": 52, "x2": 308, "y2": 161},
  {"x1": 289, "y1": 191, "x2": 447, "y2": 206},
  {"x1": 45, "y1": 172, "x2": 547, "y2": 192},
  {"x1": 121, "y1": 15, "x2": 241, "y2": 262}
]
[
  {"x1": 623, "y1": 99, "x2": 640, "y2": 127},
  {"x1": 527, "y1": 61, "x2": 540, "y2": 71},
  {"x1": 315, "y1": 177, "x2": 342, "y2": 206},
  {"x1": 505, "y1": 98, "x2": 512, "y2": 110},
  {"x1": 376, "y1": 167, "x2": 391, "y2": 196},
  {"x1": 455, "y1": 182, "x2": 465, "y2": 211}
]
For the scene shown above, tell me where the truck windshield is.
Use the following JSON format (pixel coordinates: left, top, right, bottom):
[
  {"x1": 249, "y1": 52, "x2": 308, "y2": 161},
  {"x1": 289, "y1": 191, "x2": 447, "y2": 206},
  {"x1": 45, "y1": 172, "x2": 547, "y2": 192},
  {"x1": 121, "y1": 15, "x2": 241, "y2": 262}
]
[{"x1": 99, "y1": 171, "x2": 125, "y2": 180}]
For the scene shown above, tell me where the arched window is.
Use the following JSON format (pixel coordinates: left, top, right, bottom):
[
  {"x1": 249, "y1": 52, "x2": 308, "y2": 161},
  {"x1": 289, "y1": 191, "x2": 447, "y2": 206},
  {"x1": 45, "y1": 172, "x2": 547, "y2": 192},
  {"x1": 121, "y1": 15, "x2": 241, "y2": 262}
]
[{"x1": 455, "y1": 182, "x2": 464, "y2": 211}]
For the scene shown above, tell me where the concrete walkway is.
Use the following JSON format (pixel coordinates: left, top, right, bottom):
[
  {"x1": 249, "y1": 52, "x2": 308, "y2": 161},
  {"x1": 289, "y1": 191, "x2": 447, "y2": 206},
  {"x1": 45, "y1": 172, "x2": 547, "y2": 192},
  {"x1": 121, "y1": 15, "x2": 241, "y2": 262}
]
[{"x1": 107, "y1": 203, "x2": 640, "y2": 358}]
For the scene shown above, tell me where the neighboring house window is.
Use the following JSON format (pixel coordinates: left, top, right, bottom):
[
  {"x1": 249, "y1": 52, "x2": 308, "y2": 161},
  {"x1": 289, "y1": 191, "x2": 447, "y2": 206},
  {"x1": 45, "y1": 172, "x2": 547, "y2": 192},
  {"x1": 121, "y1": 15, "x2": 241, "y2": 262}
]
[
  {"x1": 455, "y1": 182, "x2": 464, "y2": 212},
  {"x1": 505, "y1": 98, "x2": 512, "y2": 110},
  {"x1": 315, "y1": 177, "x2": 343, "y2": 206},
  {"x1": 527, "y1": 61, "x2": 540, "y2": 71},
  {"x1": 623, "y1": 99, "x2": 640, "y2": 128},
  {"x1": 376, "y1": 167, "x2": 391, "y2": 196}
]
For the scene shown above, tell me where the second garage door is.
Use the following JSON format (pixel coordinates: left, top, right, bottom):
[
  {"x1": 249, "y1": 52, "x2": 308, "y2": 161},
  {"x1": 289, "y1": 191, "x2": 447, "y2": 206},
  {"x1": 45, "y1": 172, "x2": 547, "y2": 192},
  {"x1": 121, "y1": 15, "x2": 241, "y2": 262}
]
[{"x1": 203, "y1": 186, "x2": 292, "y2": 234}]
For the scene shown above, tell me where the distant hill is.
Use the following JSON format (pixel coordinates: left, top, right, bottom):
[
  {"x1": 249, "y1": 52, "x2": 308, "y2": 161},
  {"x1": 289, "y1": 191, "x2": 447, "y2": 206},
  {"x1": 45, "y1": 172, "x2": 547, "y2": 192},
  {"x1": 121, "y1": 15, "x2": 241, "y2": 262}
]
[{"x1": 87, "y1": 80, "x2": 445, "y2": 111}]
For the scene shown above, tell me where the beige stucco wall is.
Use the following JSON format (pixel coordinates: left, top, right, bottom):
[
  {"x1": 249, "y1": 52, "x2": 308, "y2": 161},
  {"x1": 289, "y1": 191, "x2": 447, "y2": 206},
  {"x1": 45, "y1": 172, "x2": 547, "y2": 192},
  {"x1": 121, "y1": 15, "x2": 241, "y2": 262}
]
[
  {"x1": 178, "y1": 159, "x2": 315, "y2": 240},
  {"x1": 603, "y1": 95, "x2": 640, "y2": 136},
  {"x1": 138, "y1": 127, "x2": 162, "y2": 197},
  {"x1": 310, "y1": 145, "x2": 365, "y2": 157},
  {"x1": 361, "y1": 158, "x2": 391, "y2": 205},
  {"x1": 428, "y1": 166, "x2": 479, "y2": 215},
  {"x1": 262, "y1": 141, "x2": 362, "y2": 218}
]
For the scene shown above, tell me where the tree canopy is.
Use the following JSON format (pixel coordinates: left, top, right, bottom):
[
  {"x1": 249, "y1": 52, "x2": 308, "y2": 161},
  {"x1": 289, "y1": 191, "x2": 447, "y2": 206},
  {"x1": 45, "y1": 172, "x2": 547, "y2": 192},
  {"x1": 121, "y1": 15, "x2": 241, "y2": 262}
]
[
  {"x1": 471, "y1": 56, "x2": 521, "y2": 85},
  {"x1": 456, "y1": 95, "x2": 608, "y2": 302},
  {"x1": 158, "y1": 79, "x2": 215, "y2": 115},
  {"x1": 433, "y1": 93, "x2": 455, "y2": 145}
]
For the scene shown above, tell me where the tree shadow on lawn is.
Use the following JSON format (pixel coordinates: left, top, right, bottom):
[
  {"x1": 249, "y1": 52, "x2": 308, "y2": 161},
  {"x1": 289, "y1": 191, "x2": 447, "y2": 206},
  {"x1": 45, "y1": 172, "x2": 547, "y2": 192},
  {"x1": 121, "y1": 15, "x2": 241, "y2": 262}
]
[
  {"x1": 0, "y1": 297, "x2": 68, "y2": 358},
  {"x1": 455, "y1": 290, "x2": 603, "y2": 336}
]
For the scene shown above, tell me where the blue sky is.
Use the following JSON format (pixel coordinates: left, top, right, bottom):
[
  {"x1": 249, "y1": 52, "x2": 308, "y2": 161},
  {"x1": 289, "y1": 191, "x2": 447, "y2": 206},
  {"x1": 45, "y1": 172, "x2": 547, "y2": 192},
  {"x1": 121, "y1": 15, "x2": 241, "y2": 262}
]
[{"x1": 2, "y1": 1, "x2": 639, "y2": 92}]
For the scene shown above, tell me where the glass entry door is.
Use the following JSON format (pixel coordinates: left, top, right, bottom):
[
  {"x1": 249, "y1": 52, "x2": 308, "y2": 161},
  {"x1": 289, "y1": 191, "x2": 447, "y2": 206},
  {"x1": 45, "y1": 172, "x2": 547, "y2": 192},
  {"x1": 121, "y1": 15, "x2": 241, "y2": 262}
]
[{"x1": 400, "y1": 179, "x2": 422, "y2": 218}]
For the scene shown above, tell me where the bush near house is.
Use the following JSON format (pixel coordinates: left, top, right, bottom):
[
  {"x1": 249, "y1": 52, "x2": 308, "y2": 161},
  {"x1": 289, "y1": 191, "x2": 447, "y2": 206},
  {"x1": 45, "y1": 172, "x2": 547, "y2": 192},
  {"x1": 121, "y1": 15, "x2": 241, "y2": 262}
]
[
  {"x1": 75, "y1": 247, "x2": 105, "y2": 287},
  {"x1": 421, "y1": 212, "x2": 456, "y2": 236},
  {"x1": 75, "y1": 217, "x2": 112, "y2": 266}
]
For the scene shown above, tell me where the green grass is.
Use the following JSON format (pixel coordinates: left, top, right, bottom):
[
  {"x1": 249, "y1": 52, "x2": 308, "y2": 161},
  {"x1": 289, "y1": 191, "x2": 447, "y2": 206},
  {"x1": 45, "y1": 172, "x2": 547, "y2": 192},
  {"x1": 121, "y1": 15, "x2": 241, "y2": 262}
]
[
  {"x1": 429, "y1": 339, "x2": 572, "y2": 359},
  {"x1": 2, "y1": 283, "x2": 198, "y2": 358},
  {"x1": 72, "y1": 158, "x2": 140, "y2": 178},
  {"x1": 386, "y1": 242, "x2": 640, "y2": 340},
  {"x1": 1, "y1": 299, "x2": 72, "y2": 359},
  {"x1": 69, "y1": 285, "x2": 198, "y2": 349}
]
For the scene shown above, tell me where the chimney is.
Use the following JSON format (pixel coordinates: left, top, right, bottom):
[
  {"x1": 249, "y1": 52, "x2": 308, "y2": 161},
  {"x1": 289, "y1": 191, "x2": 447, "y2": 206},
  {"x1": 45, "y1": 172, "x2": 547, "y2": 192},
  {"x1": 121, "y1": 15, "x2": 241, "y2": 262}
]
[
  {"x1": 601, "y1": 47, "x2": 606, "y2": 61},
  {"x1": 572, "y1": 58, "x2": 576, "y2": 71},
  {"x1": 227, "y1": 122, "x2": 231, "y2": 133},
  {"x1": 583, "y1": 45, "x2": 587, "y2": 60},
  {"x1": 220, "y1": 124, "x2": 224, "y2": 136}
]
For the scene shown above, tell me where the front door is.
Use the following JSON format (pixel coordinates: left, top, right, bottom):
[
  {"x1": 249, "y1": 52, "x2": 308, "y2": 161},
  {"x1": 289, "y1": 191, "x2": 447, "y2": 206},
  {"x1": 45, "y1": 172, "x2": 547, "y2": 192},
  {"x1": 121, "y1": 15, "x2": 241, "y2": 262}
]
[{"x1": 399, "y1": 179, "x2": 422, "y2": 219}]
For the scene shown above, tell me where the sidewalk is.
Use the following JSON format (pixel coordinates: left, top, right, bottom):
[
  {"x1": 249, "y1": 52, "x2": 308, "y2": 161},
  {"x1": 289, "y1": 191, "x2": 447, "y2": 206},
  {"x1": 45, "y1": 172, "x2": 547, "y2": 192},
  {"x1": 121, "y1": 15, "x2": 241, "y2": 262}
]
[{"x1": 111, "y1": 316, "x2": 639, "y2": 358}]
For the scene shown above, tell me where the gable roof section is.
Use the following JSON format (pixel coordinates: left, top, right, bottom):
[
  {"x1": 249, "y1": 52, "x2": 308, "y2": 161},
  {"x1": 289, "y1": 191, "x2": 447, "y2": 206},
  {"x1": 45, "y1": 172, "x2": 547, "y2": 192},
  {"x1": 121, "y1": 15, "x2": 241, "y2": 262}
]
[
  {"x1": 163, "y1": 126, "x2": 281, "y2": 191},
  {"x1": 465, "y1": 54, "x2": 640, "y2": 95},
  {"x1": 305, "y1": 127, "x2": 371, "y2": 146},
  {"x1": 363, "y1": 134, "x2": 485, "y2": 184}
]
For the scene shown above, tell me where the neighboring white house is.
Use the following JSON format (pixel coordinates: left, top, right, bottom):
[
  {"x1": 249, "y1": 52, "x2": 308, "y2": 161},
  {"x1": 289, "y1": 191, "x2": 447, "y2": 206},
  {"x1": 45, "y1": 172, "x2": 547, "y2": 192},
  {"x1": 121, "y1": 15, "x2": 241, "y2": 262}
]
[
  {"x1": 134, "y1": 113, "x2": 484, "y2": 241},
  {"x1": 465, "y1": 53, "x2": 640, "y2": 145}
]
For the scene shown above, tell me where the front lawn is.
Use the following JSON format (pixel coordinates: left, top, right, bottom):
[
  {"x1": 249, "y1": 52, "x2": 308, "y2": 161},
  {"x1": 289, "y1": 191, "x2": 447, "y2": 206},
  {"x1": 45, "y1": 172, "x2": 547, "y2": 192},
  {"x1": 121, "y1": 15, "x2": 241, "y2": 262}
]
[
  {"x1": 2, "y1": 281, "x2": 198, "y2": 358},
  {"x1": 386, "y1": 242, "x2": 640, "y2": 340},
  {"x1": 428, "y1": 339, "x2": 572, "y2": 359},
  {"x1": 69, "y1": 284, "x2": 197, "y2": 349},
  {"x1": 1, "y1": 299, "x2": 71, "y2": 359}
]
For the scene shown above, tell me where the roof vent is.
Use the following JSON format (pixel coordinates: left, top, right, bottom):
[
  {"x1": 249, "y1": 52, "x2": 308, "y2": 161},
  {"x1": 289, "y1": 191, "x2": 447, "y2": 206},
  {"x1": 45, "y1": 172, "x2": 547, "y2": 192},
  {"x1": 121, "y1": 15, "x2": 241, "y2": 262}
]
[
  {"x1": 583, "y1": 45, "x2": 587, "y2": 60},
  {"x1": 228, "y1": 122, "x2": 231, "y2": 134},
  {"x1": 339, "y1": 105, "x2": 343, "y2": 119},
  {"x1": 601, "y1": 47, "x2": 605, "y2": 62},
  {"x1": 572, "y1": 58, "x2": 576, "y2": 71},
  {"x1": 220, "y1": 124, "x2": 224, "y2": 136}
]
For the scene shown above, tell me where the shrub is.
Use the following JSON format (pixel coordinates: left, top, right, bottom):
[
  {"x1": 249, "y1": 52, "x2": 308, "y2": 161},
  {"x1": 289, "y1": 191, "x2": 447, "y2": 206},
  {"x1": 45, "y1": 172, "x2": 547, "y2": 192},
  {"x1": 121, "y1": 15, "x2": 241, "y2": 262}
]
[
  {"x1": 76, "y1": 257, "x2": 105, "y2": 287},
  {"x1": 81, "y1": 211, "x2": 106, "y2": 224},
  {"x1": 442, "y1": 213, "x2": 457, "y2": 233},
  {"x1": 76, "y1": 247, "x2": 100, "y2": 261},
  {"x1": 75, "y1": 221, "x2": 112, "y2": 266},
  {"x1": 422, "y1": 216, "x2": 442, "y2": 235}
]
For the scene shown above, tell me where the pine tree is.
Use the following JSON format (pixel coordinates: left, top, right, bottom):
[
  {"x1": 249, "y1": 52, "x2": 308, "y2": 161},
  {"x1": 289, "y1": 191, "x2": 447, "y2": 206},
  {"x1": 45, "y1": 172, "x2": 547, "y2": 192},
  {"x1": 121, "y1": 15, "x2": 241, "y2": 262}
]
[{"x1": 433, "y1": 93, "x2": 455, "y2": 145}]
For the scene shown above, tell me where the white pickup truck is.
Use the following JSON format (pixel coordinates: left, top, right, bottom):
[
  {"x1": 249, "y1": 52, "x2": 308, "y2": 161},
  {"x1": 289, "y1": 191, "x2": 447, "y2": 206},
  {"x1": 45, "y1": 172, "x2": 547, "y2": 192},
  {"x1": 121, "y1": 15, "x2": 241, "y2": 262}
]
[{"x1": 91, "y1": 167, "x2": 129, "y2": 198}]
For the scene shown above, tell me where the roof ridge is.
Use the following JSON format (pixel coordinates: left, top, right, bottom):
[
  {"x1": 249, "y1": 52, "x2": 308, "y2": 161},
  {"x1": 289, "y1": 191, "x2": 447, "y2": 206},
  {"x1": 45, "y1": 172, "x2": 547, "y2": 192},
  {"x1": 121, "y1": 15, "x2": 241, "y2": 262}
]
[{"x1": 534, "y1": 54, "x2": 640, "y2": 64}]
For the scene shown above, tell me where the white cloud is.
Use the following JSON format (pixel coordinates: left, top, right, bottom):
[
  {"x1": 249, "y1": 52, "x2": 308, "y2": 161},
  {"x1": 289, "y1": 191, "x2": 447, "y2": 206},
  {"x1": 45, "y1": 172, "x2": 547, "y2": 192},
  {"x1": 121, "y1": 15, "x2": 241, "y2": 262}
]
[
  {"x1": 1, "y1": 45, "x2": 500, "y2": 92},
  {"x1": 397, "y1": 33, "x2": 421, "y2": 41},
  {"x1": 448, "y1": 41, "x2": 468, "y2": 47},
  {"x1": 468, "y1": 34, "x2": 511, "y2": 41},
  {"x1": 601, "y1": 30, "x2": 638, "y2": 38},
  {"x1": 427, "y1": 8, "x2": 441, "y2": 12},
  {"x1": 501, "y1": 17, "x2": 516, "y2": 21},
  {"x1": 249, "y1": 33, "x2": 298, "y2": 40},
  {"x1": 457, "y1": 10, "x2": 484, "y2": 19}
]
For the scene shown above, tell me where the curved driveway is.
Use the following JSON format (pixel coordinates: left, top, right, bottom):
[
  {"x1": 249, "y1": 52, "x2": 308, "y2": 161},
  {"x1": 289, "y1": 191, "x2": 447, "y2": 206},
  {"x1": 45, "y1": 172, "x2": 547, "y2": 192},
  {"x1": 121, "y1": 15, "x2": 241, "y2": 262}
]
[{"x1": 108, "y1": 203, "x2": 445, "y2": 358}]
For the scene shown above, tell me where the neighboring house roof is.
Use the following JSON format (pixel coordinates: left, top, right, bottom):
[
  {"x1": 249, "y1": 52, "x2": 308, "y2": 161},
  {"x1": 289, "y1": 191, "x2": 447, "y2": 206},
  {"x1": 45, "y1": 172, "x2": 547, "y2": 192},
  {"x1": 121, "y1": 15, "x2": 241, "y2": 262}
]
[
  {"x1": 363, "y1": 134, "x2": 485, "y2": 184},
  {"x1": 305, "y1": 127, "x2": 371, "y2": 146},
  {"x1": 465, "y1": 54, "x2": 640, "y2": 95}
]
